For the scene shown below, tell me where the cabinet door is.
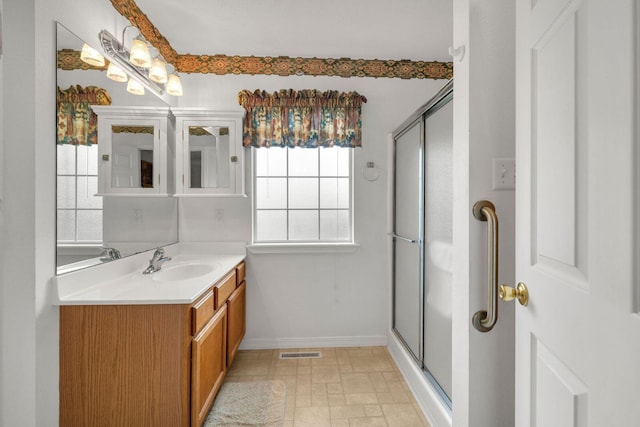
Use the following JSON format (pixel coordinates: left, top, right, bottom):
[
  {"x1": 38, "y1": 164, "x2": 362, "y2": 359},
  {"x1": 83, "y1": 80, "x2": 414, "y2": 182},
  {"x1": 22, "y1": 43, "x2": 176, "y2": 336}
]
[
  {"x1": 226, "y1": 281, "x2": 246, "y2": 367},
  {"x1": 191, "y1": 304, "x2": 227, "y2": 427}
]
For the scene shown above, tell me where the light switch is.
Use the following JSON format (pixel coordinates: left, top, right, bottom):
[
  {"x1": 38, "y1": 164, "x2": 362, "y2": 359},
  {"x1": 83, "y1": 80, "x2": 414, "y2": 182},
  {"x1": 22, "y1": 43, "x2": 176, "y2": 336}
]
[{"x1": 492, "y1": 158, "x2": 516, "y2": 190}]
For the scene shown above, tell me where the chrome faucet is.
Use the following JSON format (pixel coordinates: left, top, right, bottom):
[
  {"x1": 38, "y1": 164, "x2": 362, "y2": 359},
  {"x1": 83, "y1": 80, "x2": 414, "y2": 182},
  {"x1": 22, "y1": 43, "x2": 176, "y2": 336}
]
[
  {"x1": 142, "y1": 247, "x2": 172, "y2": 274},
  {"x1": 100, "y1": 247, "x2": 121, "y2": 261}
]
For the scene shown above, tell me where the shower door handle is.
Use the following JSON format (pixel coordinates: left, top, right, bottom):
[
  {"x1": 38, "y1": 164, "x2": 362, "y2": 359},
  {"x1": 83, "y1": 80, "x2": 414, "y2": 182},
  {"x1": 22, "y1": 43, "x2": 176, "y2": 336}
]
[
  {"x1": 472, "y1": 200, "x2": 499, "y2": 333},
  {"x1": 389, "y1": 233, "x2": 419, "y2": 244}
]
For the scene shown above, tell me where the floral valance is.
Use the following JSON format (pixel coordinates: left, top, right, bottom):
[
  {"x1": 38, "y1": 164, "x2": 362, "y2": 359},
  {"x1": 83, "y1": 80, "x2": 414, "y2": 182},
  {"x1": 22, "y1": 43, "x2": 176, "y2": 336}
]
[
  {"x1": 57, "y1": 85, "x2": 111, "y2": 145},
  {"x1": 238, "y1": 89, "x2": 367, "y2": 148}
]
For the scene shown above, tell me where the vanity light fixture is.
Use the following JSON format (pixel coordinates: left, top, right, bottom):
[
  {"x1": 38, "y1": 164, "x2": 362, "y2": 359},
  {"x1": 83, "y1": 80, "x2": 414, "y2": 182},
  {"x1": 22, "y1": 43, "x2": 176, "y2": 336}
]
[
  {"x1": 166, "y1": 73, "x2": 183, "y2": 96},
  {"x1": 106, "y1": 62, "x2": 128, "y2": 82},
  {"x1": 99, "y1": 28, "x2": 183, "y2": 97},
  {"x1": 80, "y1": 43, "x2": 105, "y2": 67},
  {"x1": 129, "y1": 37, "x2": 151, "y2": 68},
  {"x1": 148, "y1": 57, "x2": 168, "y2": 84},
  {"x1": 126, "y1": 78, "x2": 145, "y2": 95}
]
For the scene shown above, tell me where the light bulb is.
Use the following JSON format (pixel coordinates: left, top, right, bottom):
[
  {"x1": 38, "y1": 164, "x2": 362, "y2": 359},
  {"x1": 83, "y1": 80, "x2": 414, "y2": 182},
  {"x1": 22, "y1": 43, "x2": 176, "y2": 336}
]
[
  {"x1": 126, "y1": 78, "x2": 145, "y2": 95},
  {"x1": 80, "y1": 43, "x2": 105, "y2": 67},
  {"x1": 106, "y1": 62, "x2": 127, "y2": 82},
  {"x1": 129, "y1": 39, "x2": 151, "y2": 68},
  {"x1": 148, "y1": 58, "x2": 168, "y2": 84},
  {"x1": 166, "y1": 73, "x2": 183, "y2": 96}
]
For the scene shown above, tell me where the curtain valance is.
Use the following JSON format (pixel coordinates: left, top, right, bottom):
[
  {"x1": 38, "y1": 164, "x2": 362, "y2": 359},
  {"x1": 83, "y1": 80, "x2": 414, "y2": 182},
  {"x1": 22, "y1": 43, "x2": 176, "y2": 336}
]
[
  {"x1": 57, "y1": 85, "x2": 111, "y2": 145},
  {"x1": 238, "y1": 89, "x2": 367, "y2": 148}
]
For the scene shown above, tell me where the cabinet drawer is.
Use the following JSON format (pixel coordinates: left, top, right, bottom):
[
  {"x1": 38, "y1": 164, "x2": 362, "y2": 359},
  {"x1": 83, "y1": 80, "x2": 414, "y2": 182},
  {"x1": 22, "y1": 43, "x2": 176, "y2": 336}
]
[
  {"x1": 214, "y1": 271, "x2": 237, "y2": 310},
  {"x1": 192, "y1": 291, "x2": 214, "y2": 336},
  {"x1": 236, "y1": 261, "x2": 246, "y2": 285}
]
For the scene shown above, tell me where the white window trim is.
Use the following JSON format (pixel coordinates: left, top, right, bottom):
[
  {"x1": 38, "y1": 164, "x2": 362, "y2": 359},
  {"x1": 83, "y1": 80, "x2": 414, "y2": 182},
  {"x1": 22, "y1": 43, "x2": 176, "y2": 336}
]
[{"x1": 250, "y1": 147, "x2": 356, "y2": 247}]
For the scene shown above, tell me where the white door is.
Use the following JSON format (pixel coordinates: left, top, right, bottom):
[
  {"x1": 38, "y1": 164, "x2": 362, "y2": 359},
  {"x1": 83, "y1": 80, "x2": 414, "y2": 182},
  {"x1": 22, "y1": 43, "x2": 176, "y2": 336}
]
[{"x1": 515, "y1": 0, "x2": 639, "y2": 426}]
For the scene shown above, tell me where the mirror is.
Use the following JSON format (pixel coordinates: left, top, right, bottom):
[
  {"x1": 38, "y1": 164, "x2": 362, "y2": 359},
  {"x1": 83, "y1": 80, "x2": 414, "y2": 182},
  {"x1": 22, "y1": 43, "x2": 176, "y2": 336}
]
[
  {"x1": 56, "y1": 23, "x2": 177, "y2": 274},
  {"x1": 188, "y1": 126, "x2": 230, "y2": 189},
  {"x1": 111, "y1": 125, "x2": 155, "y2": 188}
]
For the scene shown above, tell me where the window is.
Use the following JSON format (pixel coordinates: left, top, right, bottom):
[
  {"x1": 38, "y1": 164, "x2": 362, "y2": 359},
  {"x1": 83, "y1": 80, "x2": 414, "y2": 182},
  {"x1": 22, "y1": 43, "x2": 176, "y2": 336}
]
[
  {"x1": 253, "y1": 146, "x2": 353, "y2": 243},
  {"x1": 57, "y1": 144, "x2": 103, "y2": 243}
]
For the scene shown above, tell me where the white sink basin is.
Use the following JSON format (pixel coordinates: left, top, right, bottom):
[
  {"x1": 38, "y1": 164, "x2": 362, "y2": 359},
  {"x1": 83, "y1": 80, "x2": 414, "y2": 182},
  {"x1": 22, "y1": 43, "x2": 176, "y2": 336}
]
[{"x1": 151, "y1": 262, "x2": 219, "y2": 282}]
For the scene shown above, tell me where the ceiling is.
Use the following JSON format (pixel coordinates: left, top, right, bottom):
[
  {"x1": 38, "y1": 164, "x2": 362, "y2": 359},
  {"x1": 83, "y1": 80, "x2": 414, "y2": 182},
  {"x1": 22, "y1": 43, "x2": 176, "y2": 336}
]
[{"x1": 133, "y1": 0, "x2": 453, "y2": 62}]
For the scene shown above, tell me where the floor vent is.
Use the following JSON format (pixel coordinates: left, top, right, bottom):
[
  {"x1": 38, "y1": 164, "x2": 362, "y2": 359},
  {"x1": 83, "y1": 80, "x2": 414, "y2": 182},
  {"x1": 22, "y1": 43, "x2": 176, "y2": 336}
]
[{"x1": 279, "y1": 351, "x2": 322, "y2": 359}]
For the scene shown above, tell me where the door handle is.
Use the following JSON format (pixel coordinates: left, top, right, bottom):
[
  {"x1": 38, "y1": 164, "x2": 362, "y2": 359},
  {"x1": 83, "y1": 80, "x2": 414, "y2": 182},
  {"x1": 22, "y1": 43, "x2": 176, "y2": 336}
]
[
  {"x1": 389, "y1": 232, "x2": 419, "y2": 244},
  {"x1": 472, "y1": 200, "x2": 499, "y2": 333},
  {"x1": 500, "y1": 283, "x2": 529, "y2": 306}
]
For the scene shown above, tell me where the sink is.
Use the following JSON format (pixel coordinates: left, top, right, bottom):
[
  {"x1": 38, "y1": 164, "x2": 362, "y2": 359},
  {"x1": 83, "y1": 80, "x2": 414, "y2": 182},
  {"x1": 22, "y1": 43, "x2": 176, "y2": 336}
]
[{"x1": 151, "y1": 262, "x2": 219, "y2": 282}]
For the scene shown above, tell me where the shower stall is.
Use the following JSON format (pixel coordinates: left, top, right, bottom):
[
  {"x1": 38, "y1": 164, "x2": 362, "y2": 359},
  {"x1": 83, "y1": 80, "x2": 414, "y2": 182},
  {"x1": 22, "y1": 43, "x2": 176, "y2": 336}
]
[{"x1": 391, "y1": 80, "x2": 453, "y2": 408}]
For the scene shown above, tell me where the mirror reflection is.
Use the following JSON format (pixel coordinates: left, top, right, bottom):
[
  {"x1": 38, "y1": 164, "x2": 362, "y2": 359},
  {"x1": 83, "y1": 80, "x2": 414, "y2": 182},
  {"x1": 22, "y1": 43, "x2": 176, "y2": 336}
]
[
  {"x1": 188, "y1": 126, "x2": 230, "y2": 189},
  {"x1": 56, "y1": 23, "x2": 177, "y2": 274},
  {"x1": 111, "y1": 125, "x2": 155, "y2": 188}
]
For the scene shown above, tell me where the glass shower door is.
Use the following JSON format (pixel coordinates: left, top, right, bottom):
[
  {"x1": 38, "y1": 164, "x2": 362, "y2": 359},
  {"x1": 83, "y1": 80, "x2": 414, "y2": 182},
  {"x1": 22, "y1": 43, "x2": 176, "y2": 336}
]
[{"x1": 392, "y1": 120, "x2": 423, "y2": 361}]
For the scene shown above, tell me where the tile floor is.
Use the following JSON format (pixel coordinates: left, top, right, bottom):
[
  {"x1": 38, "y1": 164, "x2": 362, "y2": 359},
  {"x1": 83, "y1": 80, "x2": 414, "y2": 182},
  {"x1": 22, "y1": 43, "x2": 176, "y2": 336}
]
[{"x1": 224, "y1": 347, "x2": 431, "y2": 427}]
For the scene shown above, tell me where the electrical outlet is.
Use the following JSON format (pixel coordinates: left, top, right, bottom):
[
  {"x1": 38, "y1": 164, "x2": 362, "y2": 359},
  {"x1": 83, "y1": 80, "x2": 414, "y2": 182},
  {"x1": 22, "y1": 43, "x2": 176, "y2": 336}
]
[
  {"x1": 492, "y1": 158, "x2": 516, "y2": 190},
  {"x1": 133, "y1": 209, "x2": 143, "y2": 224},
  {"x1": 215, "y1": 209, "x2": 224, "y2": 225}
]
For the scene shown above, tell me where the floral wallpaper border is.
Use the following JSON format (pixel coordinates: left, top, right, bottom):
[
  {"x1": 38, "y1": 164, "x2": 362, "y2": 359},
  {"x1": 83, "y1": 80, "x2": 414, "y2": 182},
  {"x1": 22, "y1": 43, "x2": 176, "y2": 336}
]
[{"x1": 106, "y1": 0, "x2": 453, "y2": 80}]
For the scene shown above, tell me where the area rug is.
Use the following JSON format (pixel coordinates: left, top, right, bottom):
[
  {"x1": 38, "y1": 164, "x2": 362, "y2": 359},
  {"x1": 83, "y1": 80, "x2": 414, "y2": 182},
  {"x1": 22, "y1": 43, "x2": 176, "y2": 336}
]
[{"x1": 204, "y1": 380, "x2": 286, "y2": 427}]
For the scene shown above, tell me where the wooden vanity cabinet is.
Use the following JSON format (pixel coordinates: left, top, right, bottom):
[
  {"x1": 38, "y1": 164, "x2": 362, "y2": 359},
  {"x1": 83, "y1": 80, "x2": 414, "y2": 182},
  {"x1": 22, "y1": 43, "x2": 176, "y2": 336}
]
[
  {"x1": 60, "y1": 261, "x2": 246, "y2": 427},
  {"x1": 191, "y1": 304, "x2": 227, "y2": 427}
]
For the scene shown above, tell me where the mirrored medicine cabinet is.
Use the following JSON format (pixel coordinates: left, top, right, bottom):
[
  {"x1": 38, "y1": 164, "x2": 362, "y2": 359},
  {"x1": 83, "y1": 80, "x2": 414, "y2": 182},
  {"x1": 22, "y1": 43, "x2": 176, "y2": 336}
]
[{"x1": 173, "y1": 109, "x2": 245, "y2": 197}]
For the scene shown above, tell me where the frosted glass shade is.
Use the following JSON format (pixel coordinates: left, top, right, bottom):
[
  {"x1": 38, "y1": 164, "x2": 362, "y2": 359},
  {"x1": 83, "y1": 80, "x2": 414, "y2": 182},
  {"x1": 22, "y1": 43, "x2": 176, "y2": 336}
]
[
  {"x1": 126, "y1": 78, "x2": 145, "y2": 95},
  {"x1": 166, "y1": 73, "x2": 183, "y2": 96},
  {"x1": 148, "y1": 58, "x2": 168, "y2": 83},
  {"x1": 106, "y1": 62, "x2": 127, "y2": 82},
  {"x1": 129, "y1": 39, "x2": 151, "y2": 68},
  {"x1": 80, "y1": 43, "x2": 105, "y2": 67}
]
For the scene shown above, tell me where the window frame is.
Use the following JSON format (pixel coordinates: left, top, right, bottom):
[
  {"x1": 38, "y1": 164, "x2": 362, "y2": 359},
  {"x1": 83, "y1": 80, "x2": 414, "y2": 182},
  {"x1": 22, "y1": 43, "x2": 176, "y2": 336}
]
[{"x1": 250, "y1": 146, "x2": 356, "y2": 246}]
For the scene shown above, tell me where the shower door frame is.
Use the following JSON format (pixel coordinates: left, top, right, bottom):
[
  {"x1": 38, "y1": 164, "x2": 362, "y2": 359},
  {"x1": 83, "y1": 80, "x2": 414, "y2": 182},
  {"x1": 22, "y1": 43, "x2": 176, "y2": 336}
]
[{"x1": 391, "y1": 80, "x2": 454, "y2": 410}]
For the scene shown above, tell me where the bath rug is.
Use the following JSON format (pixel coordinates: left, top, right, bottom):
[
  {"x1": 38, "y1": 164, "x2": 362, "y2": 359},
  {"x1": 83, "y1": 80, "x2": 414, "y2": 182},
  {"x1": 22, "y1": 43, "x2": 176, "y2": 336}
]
[{"x1": 204, "y1": 380, "x2": 286, "y2": 427}]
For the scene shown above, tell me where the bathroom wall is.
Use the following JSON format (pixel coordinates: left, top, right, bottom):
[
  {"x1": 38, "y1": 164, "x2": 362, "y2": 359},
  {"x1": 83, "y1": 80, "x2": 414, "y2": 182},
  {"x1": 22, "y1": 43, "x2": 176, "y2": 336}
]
[
  {"x1": 1, "y1": 1, "x2": 132, "y2": 425},
  {"x1": 176, "y1": 74, "x2": 448, "y2": 348}
]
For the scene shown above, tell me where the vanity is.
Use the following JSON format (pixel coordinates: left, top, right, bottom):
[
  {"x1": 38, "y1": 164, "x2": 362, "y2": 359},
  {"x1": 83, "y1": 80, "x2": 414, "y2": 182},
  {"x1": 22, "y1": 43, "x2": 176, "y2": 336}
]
[{"x1": 55, "y1": 243, "x2": 246, "y2": 427}]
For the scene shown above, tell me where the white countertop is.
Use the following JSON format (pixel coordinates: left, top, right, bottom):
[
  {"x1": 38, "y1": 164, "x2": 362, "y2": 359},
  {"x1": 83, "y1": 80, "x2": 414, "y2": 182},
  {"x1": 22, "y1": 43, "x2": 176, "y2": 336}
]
[{"x1": 53, "y1": 242, "x2": 246, "y2": 305}]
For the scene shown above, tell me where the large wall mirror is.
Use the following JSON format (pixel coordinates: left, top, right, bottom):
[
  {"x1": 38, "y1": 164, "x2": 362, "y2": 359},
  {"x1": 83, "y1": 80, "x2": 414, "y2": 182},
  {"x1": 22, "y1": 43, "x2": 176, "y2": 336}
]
[{"x1": 56, "y1": 22, "x2": 178, "y2": 274}]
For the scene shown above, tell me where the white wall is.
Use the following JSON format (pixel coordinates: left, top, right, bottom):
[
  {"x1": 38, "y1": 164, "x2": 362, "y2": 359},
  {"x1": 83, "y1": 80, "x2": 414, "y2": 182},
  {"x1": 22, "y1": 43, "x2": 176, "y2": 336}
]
[
  {"x1": 451, "y1": 0, "x2": 516, "y2": 426},
  {"x1": 177, "y1": 74, "x2": 448, "y2": 348},
  {"x1": 1, "y1": 2, "x2": 131, "y2": 425}
]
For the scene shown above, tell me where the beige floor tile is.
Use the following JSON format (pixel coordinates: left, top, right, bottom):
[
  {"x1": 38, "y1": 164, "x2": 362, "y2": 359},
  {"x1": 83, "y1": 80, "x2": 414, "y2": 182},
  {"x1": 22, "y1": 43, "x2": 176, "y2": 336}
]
[
  {"x1": 294, "y1": 406, "x2": 331, "y2": 427},
  {"x1": 329, "y1": 405, "x2": 365, "y2": 419},
  {"x1": 349, "y1": 417, "x2": 388, "y2": 427},
  {"x1": 381, "y1": 403, "x2": 427, "y2": 427},
  {"x1": 224, "y1": 348, "x2": 431, "y2": 427},
  {"x1": 350, "y1": 356, "x2": 395, "y2": 373},
  {"x1": 297, "y1": 374, "x2": 312, "y2": 394},
  {"x1": 298, "y1": 365, "x2": 312, "y2": 375},
  {"x1": 364, "y1": 404, "x2": 383, "y2": 417},
  {"x1": 369, "y1": 372, "x2": 390, "y2": 392},
  {"x1": 340, "y1": 373, "x2": 375, "y2": 393},
  {"x1": 328, "y1": 393, "x2": 346, "y2": 407},
  {"x1": 344, "y1": 392, "x2": 378, "y2": 405},
  {"x1": 296, "y1": 394, "x2": 312, "y2": 408},
  {"x1": 327, "y1": 383, "x2": 344, "y2": 394},
  {"x1": 339, "y1": 364, "x2": 354, "y2": 374},
  {"x1": 312, "y1": 365, "x2": 341, "y2": 384}
]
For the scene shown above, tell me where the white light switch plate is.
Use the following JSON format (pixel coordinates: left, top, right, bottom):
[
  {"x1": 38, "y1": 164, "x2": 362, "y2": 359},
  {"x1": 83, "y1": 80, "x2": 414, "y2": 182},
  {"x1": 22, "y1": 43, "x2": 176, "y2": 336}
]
[{"x1": 492, "y1": 158, "x2": 516, "y2": 190}]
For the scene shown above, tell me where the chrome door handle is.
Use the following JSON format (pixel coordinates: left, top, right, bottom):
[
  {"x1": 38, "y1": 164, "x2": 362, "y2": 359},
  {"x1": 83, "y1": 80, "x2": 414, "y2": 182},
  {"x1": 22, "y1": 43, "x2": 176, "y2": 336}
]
[
  {"x1": 472, "y1": 200, "x2": 499, "y2": 333},
  {"x1": 389, "y1": 233, "x2": 419, "y2": 244}
]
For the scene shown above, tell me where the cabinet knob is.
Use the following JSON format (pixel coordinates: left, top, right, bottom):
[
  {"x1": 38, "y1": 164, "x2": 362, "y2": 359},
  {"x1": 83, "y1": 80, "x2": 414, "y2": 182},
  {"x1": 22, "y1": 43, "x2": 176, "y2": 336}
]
[
  {"x1": 230, "y1": 156, "x2": 238, "y2": 163},
  {"x1": 102, "y1": 154, "x2": 110, "y2": 161}
]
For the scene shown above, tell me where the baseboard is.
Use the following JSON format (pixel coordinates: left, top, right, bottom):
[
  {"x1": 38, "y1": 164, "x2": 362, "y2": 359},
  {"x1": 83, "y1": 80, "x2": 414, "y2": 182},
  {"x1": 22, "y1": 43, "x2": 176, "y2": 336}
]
[
  {"x1": 387, "y1": 333, "x2": 452, "y2": 427},
  {"x1": 239, "y1": 335, "x2": 388, "y2": 350}
]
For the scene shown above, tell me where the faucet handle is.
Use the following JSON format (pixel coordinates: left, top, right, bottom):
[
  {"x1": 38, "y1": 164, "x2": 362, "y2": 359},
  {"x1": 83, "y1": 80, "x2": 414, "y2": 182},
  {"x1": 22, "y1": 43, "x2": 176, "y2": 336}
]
[{"x1": 152, "y1": 247, "x2": 165, "y2": 257}]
